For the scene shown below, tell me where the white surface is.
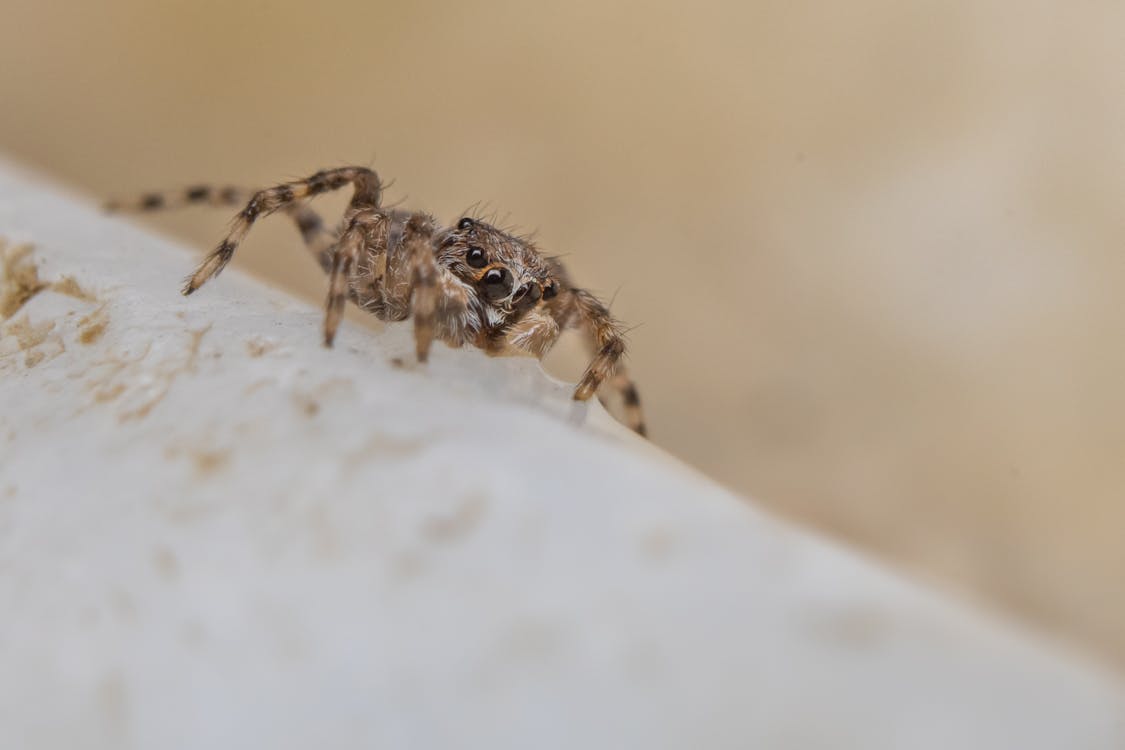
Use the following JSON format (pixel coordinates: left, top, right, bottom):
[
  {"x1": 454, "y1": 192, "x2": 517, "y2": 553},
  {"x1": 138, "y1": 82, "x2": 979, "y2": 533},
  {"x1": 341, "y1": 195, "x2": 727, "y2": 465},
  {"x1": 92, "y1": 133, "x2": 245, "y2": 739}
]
[{"x1": 0, "y1": 160, "x2": 1123, "y2": 749}]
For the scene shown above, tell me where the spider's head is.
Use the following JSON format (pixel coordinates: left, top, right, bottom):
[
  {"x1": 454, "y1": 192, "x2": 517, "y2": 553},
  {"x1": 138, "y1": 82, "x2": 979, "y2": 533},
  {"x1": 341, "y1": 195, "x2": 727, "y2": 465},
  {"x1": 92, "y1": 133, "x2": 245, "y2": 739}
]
[{"x1": 436, "y1": 217, "x2": 560, "y2": 317}]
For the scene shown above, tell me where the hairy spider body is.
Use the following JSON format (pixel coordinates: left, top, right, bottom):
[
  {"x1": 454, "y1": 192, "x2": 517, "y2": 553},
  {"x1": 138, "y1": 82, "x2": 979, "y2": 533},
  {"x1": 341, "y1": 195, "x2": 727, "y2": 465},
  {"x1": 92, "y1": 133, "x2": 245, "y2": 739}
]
[{"x1": 108, "y1": 166, "x2": 645, "y2": 435}]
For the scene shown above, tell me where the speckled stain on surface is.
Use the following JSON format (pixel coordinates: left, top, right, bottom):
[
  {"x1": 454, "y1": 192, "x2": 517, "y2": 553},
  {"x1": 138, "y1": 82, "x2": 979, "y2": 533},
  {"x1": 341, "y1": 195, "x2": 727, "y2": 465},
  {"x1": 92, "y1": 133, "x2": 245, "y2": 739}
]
[
  {"x1": 0, "y1": 241, "x2": 101, "y2": 370},
  {"x1": 0, "y1": 241, "x2": 45, "y2": 320},
  {"x1": 77, "y1": 304, "x2": 109, "y2": 344}
]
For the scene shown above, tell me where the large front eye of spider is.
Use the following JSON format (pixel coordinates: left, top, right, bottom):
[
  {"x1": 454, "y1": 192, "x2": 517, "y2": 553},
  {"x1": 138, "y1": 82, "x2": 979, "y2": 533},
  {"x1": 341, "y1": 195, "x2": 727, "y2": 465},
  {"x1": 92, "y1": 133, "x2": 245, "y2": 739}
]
[
  {"x1": 466, "y1": 246, "x2": 487, "y2": 268},
  {"x1": 481, "y1": 267, "x2": 513, "y2": 301}
]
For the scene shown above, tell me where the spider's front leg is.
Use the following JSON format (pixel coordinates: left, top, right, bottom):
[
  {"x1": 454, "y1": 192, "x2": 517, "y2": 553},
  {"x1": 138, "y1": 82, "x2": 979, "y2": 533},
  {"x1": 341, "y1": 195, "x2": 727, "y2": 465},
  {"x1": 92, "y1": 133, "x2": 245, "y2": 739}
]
[
  {"x1": 400, "y1": 214, "x2": 440, "y2": 362},
  {"x1": 565, "y1": 288, "x2": 647, "y2": 436},
  {"x1": 566, "y1": 289, "x2": 627, "y2": 401},
  {"x1": 601, "y1": 371, "x2": 646, "y2": 437},
  {"x1": 397, "y1": 213, "x2": 477, "y2": 362}
]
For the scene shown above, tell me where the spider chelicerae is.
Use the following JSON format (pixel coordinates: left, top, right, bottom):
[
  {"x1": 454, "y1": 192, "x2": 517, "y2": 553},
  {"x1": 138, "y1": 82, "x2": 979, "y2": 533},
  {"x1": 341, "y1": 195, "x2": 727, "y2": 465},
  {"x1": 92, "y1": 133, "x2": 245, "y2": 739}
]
[{"x1": 108, "y1": 166, "x2": 645, "y2": 435}]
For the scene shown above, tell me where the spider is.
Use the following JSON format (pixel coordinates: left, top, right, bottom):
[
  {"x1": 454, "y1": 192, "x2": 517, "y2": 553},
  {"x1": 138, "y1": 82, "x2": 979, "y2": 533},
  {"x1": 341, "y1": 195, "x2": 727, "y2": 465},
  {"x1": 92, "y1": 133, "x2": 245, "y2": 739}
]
[{"x1": 108, "y1": 166, "x2": 646, "y2": 435}]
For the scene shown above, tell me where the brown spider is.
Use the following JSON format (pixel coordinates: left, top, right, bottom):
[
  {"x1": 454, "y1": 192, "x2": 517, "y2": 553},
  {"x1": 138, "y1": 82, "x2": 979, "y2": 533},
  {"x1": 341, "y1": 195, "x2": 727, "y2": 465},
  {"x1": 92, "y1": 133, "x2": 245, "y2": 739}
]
[{"x1": 108, "y1": 166, "x2": 645, "y2": 435}]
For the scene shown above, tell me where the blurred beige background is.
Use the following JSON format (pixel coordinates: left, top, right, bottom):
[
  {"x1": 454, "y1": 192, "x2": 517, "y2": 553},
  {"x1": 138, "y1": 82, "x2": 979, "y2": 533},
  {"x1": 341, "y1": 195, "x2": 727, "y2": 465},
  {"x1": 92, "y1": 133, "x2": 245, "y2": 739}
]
[{"x1": 2, "y1": 1, "x2": 1123, "y2": 668}]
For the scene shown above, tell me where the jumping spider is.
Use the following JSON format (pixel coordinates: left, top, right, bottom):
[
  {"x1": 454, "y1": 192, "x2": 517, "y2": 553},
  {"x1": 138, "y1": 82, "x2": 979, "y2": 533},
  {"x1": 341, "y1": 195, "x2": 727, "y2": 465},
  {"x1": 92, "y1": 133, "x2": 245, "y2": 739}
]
[{"x1": 108, "y1": 166, "x2": 645, "y2": 435}]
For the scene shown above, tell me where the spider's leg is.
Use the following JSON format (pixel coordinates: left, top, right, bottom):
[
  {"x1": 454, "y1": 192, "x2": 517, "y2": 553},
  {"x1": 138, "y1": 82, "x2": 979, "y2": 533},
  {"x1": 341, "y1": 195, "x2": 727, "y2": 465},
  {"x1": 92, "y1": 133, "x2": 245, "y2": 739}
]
[
  {"x1": 106, "y1": 185, "x2": 338, "y2": 273},
  {"x1": 401, "y1": 213, "x2": 442, "y2": 362},
  {"x1": 372, "y1": 213, "x2": 477, "y2": 358},
  {"x1": 563, "y1": 288, "x2": 646, "y2": 436},
  {"x1": 322, "y1": 208, "x2": 378, "y2": 346},
  {"x1": 431, "y1": 271, "x2": 478, "y2": 348},
  {"x1": 564, "y1": 288, "x2": 626, "y2": 400},
  {"x1": 105, "y1": 185, "x2": 250, "y2": 213},
  {"x1": 603, "y1": 371, "x2": 646, "y2": 437},
  {"x1": 288, "y1": 205, "x2": 338, "y2": 274},
  {"x1": 184, "y1": 166, "x2": 382, "y2": 295}
]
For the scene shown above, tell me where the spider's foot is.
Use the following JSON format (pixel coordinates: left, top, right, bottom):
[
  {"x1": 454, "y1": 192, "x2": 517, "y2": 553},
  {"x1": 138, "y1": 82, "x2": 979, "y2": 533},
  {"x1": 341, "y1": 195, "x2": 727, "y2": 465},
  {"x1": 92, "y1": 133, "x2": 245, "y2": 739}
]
[{"x1": 573, "y1": 379, "x2": 598, "y2": 402}]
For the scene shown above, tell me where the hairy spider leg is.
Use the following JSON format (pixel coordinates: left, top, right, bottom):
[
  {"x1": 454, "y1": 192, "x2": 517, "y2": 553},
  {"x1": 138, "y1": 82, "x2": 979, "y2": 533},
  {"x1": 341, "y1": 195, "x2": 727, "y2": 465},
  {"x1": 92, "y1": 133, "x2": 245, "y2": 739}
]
[
  {"x1": 561, "y1": 288, "x2": 645, "y2": 434},
  {"x1": 106, "y1": 184, "x2": 338, "y2": 272},
  {"x1": 599, "y1": 371, "x2": 646, "y2": 437},
  {"x1": 182, "y1": 166, "x2": 382, "y2": 294}
]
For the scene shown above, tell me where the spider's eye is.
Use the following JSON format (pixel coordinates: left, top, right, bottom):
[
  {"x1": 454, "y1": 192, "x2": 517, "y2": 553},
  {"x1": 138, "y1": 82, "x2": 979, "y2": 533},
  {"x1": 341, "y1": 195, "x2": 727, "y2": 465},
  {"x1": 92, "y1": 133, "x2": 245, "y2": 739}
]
[
  {"x1": 466, "y1": 246, "x2": 487, "y2": 268},
  {"x1": 457, "y1": 217, "x2": 474, "y2": 231},
  {"x1": 542, "y1": 280, "x2": 559, "y2": 300},
  {"x1": 481, "y1": 267, "x2": 512, "y2": 301}
]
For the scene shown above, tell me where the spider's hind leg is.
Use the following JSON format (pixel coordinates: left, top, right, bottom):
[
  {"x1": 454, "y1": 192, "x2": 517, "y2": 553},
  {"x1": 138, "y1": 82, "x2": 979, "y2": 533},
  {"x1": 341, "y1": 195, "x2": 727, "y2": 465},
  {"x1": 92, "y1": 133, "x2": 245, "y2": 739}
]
[
  {"x1": 106, "y1": 184, "x2": 253, "y2": 213},
  {"x1": 107, "y1": 184, "x2": 340, "y2": 273},
  {"x1": 183, "y1": 166, "x2": 382, "y2": 294}
]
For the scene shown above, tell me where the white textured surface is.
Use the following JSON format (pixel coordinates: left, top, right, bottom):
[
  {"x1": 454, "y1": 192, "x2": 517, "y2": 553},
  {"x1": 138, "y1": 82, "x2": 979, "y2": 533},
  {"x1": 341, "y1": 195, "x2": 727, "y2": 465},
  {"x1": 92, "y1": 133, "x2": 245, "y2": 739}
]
[{"x1": 0, "y1": 160, "x2": 1123, "y2": 749}]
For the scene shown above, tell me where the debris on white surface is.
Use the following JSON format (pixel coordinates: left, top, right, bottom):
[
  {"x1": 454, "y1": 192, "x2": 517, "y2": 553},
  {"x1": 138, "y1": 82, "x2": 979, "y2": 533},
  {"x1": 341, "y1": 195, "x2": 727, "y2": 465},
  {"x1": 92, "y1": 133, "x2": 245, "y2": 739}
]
[{"x1": 0, "y1": 159, "x2": 1123, "y2": 749}]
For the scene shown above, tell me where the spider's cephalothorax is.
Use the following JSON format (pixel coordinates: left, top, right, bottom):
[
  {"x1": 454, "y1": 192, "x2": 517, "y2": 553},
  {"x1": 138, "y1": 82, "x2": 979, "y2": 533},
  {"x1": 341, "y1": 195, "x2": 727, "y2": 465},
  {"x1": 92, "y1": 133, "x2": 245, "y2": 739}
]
[
  {"x1": 107, "y1": 166, "x2": 645, "y2": 435},
  {"x1": 433, "y1": 219, "x2": 559, "y2": 347}
]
